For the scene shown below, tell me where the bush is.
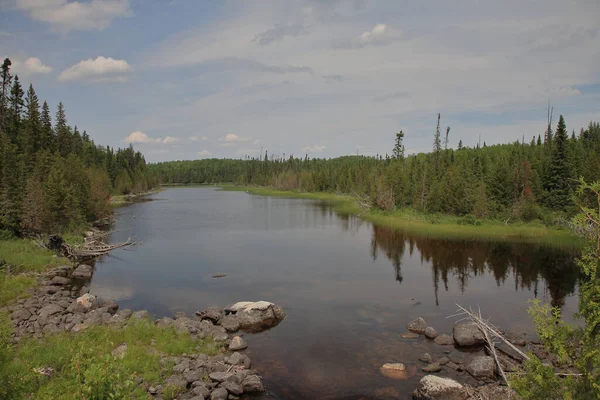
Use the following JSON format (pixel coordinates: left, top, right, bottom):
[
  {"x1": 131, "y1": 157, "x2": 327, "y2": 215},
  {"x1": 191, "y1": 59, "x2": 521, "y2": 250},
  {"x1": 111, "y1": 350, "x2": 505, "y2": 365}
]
[{"x1": 457, "y1": 215, "x2": 482, "y2": 226}]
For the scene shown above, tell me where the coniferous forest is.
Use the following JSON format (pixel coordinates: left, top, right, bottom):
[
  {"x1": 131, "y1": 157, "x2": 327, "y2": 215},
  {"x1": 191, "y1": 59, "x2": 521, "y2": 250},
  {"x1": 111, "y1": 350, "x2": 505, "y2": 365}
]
[
  {"x1": 0, "y1": 58, "x2": 156, "y2": 236},
  {"x1": 151, "y1": 114, "x2": 600, "y2": 223}
]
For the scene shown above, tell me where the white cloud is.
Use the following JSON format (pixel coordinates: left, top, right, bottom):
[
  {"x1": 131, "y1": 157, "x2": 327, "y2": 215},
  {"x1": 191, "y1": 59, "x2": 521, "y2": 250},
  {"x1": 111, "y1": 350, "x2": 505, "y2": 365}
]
[
  {"x1": 198, "y1": 149, "x2": 212, "y2": 156},
  {"x1": 335, "y1": 23, "x2": 403, "y2": 48},
  {"x1": 189, "y1": 135, "x2": 208, "y2": 142},
  {"x1": 16, "y1": 0, "x2": 131, "y2": 32},
  {"x1": 122, "y1": 131, "x2": 180, "y2": 144},
  {"x1": 5, "y1": 56, "x2": 53, "y2": 75},
  {"x1": 219, "y1": 133, "x2": 251, "y2": 146},
  {"x1": 303, "y1": 145, "x2": 326, "y2": 152},
  {"x1": 59, "y1": 56, "x2": 132, "y2": 82}
]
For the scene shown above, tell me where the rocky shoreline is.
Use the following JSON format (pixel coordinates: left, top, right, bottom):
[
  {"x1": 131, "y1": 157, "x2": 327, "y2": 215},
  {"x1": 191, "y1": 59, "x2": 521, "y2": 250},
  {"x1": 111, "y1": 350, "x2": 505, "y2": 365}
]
[{"x1": 4, "y1": 263, "x2": 285, "y2": 400}]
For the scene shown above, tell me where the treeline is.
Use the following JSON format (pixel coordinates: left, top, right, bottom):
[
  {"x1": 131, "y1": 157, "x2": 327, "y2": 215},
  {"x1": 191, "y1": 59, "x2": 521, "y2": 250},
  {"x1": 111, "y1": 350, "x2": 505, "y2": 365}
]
[
  {"x1": 151, "y1": 113, "x2": 600, "y2": 222},
  {"x1": 0, "y1": 58, "x2": 156, "y2": 236}
]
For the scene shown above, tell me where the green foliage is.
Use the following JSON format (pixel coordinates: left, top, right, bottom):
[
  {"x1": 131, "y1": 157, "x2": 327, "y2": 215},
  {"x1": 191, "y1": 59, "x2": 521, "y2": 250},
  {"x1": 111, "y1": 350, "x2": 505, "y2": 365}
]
[
  {"x1": 0, "y1": 58, "x2": 156, "y2": 235},
  {"x1": 0, "y1": 316, "x2": 221, "y2": 400},
  {"x1": 510, "y1": 180, "x2": 600, "y2": 399}
]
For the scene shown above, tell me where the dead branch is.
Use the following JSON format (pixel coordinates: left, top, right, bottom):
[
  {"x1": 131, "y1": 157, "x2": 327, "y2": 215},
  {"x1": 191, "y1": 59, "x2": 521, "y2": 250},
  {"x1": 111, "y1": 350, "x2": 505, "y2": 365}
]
[{"x1": 39, "y1": 233, "x2": 136, "y2": 262}]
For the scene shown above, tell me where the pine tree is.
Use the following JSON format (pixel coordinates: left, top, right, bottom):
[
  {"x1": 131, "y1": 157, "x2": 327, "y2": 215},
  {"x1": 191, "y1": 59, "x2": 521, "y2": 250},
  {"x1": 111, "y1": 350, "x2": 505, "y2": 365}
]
[
  {"x1": 23, "y1": 84, "x2": 41, "y2": 162},
  {"x1": 545, "y1": 115, "x2": 573, "y2": 210},
  {"x1": 458, "y1": 139, "x2": 463, "y2": 150},
  {"x1": 7, "y1": 75, "x2": 24, "y2": 144},
  {"x1": 55, "y1": 102, "x2": 71, "y2": 157},
  {"x1": 40, "y1": 101, "x2": 54, "y2": 151},
  {"x1": 393, "y1": 130, "x2": 405, "y2": 161}
]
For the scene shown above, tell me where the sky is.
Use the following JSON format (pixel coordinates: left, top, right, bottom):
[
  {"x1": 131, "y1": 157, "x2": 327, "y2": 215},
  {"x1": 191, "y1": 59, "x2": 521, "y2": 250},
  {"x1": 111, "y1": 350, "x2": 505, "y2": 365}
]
[{"x1": 1, "y1": 0, "x2": 599, "y2": 162}]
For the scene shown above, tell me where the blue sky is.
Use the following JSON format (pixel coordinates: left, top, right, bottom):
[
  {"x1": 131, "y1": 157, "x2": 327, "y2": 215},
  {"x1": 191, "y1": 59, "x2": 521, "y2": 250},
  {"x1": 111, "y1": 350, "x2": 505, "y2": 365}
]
[{"x1": 1, "y1": 0, "x2": 599, "y2": 162}]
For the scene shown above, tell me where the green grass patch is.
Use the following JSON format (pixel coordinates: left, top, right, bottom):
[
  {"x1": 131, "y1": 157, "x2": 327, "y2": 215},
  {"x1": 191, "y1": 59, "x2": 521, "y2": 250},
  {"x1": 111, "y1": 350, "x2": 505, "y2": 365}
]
[
  {"x1": 219, "y1": 185, "x2": 583, "y2": 248},
  {"x1": 0, "y1": 274, "x2": 37, "y2": 307},
  {"x1": 0, "y1": 317, "x2": 221, "y2": 400},
  {"x1": 0, "y1": 239, "x2": 66, "y2": 272}
]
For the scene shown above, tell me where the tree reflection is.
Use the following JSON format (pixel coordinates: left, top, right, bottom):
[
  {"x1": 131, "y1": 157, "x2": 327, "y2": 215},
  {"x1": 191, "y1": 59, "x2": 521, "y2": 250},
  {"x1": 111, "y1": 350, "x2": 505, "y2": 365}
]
[{"x1": 370, "y1": 226, "x2": 579, "y2": 308}]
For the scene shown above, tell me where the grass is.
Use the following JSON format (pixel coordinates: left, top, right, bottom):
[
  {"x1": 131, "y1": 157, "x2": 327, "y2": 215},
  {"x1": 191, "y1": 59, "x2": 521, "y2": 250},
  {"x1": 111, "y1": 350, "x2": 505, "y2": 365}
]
[
  {"x1": 0, "y1": 316, "x2": 221, "y2": 400},
  {"x1": 218, "y1": 185, "x2": 584, "y2": 248},
  {"x1": 0, "y1": 239, "x2": 66, "y2": 272}
]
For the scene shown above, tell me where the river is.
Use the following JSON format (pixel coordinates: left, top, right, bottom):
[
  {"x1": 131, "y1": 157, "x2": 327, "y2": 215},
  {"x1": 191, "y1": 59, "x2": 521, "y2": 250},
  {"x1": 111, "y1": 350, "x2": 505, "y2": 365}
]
[{"x1": 90, "y1": 187, "x2": 579, "y2": 399}]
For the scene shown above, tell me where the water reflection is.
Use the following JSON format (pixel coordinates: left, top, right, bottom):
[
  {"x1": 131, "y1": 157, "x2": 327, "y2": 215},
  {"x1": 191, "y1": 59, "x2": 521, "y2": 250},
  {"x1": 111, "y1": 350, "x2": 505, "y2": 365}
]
[{"x1": 369, "y1": 225, "x2": 579, "y2": 308}]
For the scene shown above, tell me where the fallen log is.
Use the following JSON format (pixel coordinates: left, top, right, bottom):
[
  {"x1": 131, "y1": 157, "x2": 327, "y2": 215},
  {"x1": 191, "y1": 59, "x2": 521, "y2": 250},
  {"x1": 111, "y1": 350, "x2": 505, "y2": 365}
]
[{"x1": 37, "y1": 233, "x2": 136, "y2": 262}]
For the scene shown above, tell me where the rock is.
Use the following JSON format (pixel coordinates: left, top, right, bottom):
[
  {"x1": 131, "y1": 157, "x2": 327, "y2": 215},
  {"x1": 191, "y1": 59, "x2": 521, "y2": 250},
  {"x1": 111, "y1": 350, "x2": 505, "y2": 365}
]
[
  {"x1": 172, "y1": 360, "x2": 190, "y2": 374},
  {"x1": 466, "y1": 356, "x2": 495, "y2": 379},
  {"x1": 220, "y1": 315, "x2": 241, "y2": 332},
  {"x1": 72, "y1": 264, "x2": 93, "y2": 279},
  {"x1": 225, "y1": 301, "x2": 285, "y2": 333},
  {"x1": 196, "y1": 306, "x2": 224, "y2": 323},
  {"x1": 446, "y1": 361, "x2": 461, "y2": 371},
  {"x1": 184, "y1": 370, "x2": 203, "y2": 384},
  {"x1": 79, "y1": 286, "x2": 90, "y2": 295},
  {"x1": 148, "y1": 386, "x2": 157, "y2": 395},
  {"x1": 229, "y1": 336, "x2": 247, "y2": 351},
  {"x1": 241, "y1": 375, "x2": 264, "y2": 393},
  {"x1": 424, "y1": 326, "x2": 439, "y2": 339},
  {"x1": 506, "y1": 332, "x2": 527, "y2": 347},
  {"x1": 436, "y1": 356, "x2": 450, "y2": 365},
  {"x1": 209, "y1": 372, "x2": 233, "y2": 382},
  {"x1": 50, "y1": 276, "x2": 70, "y2": 286},
  {"x1": 43, "y1": 323, "x2": 61, "y2": 334},
  {"x1": 400, "y1": 332, "x2": 419, "y2": 339},
  {"x1": 111, "y1": 343, "x2": 127, "y2": 359},
  {"x1": 226, "y1": 352, "x2": 250, "y2": 368},
  {"x1": 39, "y1": 304, "x2": 64, "y2": 319},
  {"x1": 116, "y1": 309, "x2": 133, "y2": 320},
  {"x1": 131, "y1": 310, "x2": 149, "y2": 320},
  {"x1": 419, "y1": 353, "x2": 433, "y2": 363},
  {"x1": 71, "y1": 322, "x2": 89, "y2": 332},
  {"x1": 380, "y1": 363, "x2": 409, "y2": 380},
  {"x1": 156, "y1": 317, "x2": 175, "y2": 328},
  {"x1": 75, "y1": 293, "x2": 97, "y2": 311},
  {"x1": 453, "y1": 322, "x2": 485, "y2": 347},
  {"x1": 210, "y1": 387, "x2": 228, "y2": 400},
  {"x1": 174, "y1": 311, "x2": 187, "y2": 319},
  {"x1": 192, "y1": 383, "x2": 211, "y2": 398},
  {"x1": 100, "y1": 299, "x2": 119, "y2": 314},
  {"x1": 165, "y1": 374, "x2": 187, "y2": 391},
  {"x1": 12, "y1": 308, "x2": 32, "y2": 321},
  {"x1": 412, "y1": 375, "x2": 467, "y2": 400},
  {"x1": 222, "y1": 380, "x2": 243, "y2": 395},
  {"x1": 39, "y1": 286, "x2": 58, "y2": 294},
  {"x1": 434, "y1": 333, "x2": 455, "y2": 346},
  {"x1": 422, "y1": 363, "x2": 442, "y2": 373},
  {"x1": 406, "y1": 317, "x2": 428, "y2": 334}
]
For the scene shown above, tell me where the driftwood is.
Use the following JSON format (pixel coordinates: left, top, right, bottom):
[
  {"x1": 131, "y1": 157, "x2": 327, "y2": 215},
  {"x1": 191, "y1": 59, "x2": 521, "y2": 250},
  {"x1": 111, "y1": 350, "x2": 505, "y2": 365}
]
[{"x1": 36, "y1": 232, "x2": 135, "y2": 262}]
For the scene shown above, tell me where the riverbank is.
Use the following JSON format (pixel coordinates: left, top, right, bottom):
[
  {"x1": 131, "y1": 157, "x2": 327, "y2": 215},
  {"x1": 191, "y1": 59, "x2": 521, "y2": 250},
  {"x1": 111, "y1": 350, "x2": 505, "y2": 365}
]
[
  {"x1": 218, "y1": 185, "x2": 582, "y2": 247},
  {"x1": 110, "y1": 188, "x2": 163, "y2": 206}
]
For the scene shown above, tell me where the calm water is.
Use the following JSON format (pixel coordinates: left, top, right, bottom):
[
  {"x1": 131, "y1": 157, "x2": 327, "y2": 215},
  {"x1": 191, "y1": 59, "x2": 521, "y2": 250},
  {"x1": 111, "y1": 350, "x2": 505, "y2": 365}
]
[{"x1": 91, "y1": 187, "x2": 579, "y2": 399}]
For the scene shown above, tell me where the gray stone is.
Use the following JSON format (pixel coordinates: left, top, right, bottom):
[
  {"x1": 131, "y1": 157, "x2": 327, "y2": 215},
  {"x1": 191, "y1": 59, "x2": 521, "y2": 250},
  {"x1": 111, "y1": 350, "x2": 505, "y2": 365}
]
[
  {"x1": 466, "y1": 356, "x2": 495, "y2": 379},
  {"x1": 453, "y1": 322, "x2": 485, "y2": 347},
  {"x1": 12, "y1": 308, "x2": 32, "y2": 321},
  {"x1": 156, "y1": 317, "x2": 175, "y2": 328},
  {"x1": 209, "y1": 372, "x2": 233, "y2": 382},
  {"x1": 174, "y1": 311, "x2": 187, "y2": 319},
  {"x1": 51, "y1": 276, "x2": 70, "y2": 286},
  {"x1": 39, "y1": 286, "x2": 58, "y2": 294},
  {"x1": 422, "y1": 363, "x2": 442, "y2": 373},
  {"x1": 131, "y1": 310, "x2": 149, "y2": 320},
  {"x1": 43, "y1": 323, "x2": 61, "y2": 334},
  {"x1": 406, "y1": 317, "x2": 428, "y2": 334},
  {"x1": 100, "y1": 299, "x2": 119, "y2": 314},
  {"x1": 210, "y1": 387, "x2": 228, "y2": 400},
  {"x1": 225, "y1": 301, "x2": 285, "y2": 333},
  {"x1": 172, "y1": 360, "x2": 190, "y2": 374},
  {"x1": 165, "y1": 374, "x2": 187, "y2": 391},
  {"x1": 72, "y1": 264, "x2": 93, "y2": 279},
  {"x1": 229, "y1": 336, "x2": 247, "y2": 351},
  {"x1": 79, "y1": 286, "x2": 90, "y2": 295},
  {"x1": 434, "y1": 333, "x2": 455, "y2": 346},
  {"x1": 424, "y1": 326, "x2": 439, "y2": 339},
  {"x1": 220, "y1": 315, "x2": 240, "y2": 332},
  {"x1": 221, "y1": 380, "x2": 243, "y2": 395},
  {"x1": 196, "y1": 306, "x2": 224, "y2": 323},
  {"x1": 184, "y1": 370, "x2": 203, "y2": 384},
  {"x1": 116, "y1": 309, "x2": 133, "y2": 320},
  {"x1": 241, "y1": 375, "x2": 264, "y2": 393},
  {"x1": 412, "y1": 375, "x2": 467, "y2": 400},
  {"x1": 192, "y1": 383, "x2": 211, "y2": 398},
  {"x1": 436, "y1": 356, "x2": 450, "y2": 365},
  {"x1": 419, "y1": 353, "x2": 433, "y2": 363},
  {"x1": 39, "y1": 304, "x2": 64, "y2": 319}
]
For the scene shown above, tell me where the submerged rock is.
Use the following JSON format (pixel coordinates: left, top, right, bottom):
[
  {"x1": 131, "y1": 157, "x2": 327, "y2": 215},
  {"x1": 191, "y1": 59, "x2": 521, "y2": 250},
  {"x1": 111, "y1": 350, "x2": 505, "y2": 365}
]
[
  {"x1": 424, "y1": 326, "x2": 439, "y2": 339},
  {"x1": 401, "y1": 332, "x2": 420, "y2": 339},
  {"x1": 406, "y1": 317, "x2": 428, "y2": 334},
  {"x1": 421, "y1": 362, "x2": 442, "y2": 373},
  {"x1": 453, "y1": 322, "x2": 485, "y2": 347},
  {"x1": 72, "y1": 264, "x2": 93, "y2": 279},
  {"x1": 412, "y1": 375, "x2": 467, "y2": 400},
  {"x1": 380, "y1": 363, "x2": 411, "y2": 380},
  {"x1": 434, "y1": 334, "x2": 454, "y2": 346}
]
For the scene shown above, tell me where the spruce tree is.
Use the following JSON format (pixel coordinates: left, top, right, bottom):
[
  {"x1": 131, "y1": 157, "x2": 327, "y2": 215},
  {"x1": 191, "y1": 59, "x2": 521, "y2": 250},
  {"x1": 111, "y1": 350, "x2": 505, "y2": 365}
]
[
  {"x1": 545, "y1": 115, "x2": 573, "y2": 210},
  {"x1": 55, "y1": 102, "x2": 71, "y2": 157},
  {"x1": 7, "y1": 75, "x2": 24, "y2": 144},
  {"x1": 0, "y1": 58, "x2": 12, "y2": 129},
  {"x1": 23, "y1": 84, "x2": 41, "y2": 161},
  {"x1": 393, "y1": 130, "x2": 405, "y2": 161},
  {"x1": 40, "y1": 101, "x2": 54, "y2": 151}
]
